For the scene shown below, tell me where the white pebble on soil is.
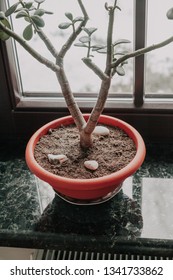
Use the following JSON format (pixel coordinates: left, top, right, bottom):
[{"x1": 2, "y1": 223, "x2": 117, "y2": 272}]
[
  {"x1": 93, "y1": 126, "x2": 110, "y2": 136},
  {"x1": 84, "y1": 160, "x2": 99, "y2": 171},
  {"x1": 48, "y1": 154, "x2": 68, "y2": 164}
]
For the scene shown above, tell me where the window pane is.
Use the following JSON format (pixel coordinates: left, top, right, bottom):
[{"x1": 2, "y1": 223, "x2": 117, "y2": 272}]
[
  {"x1": 8, "y1": 0, "x2": 133, "y2": 94},
  {"x1": 146, "y1": 0, "x2": 173, "y2": 95}
]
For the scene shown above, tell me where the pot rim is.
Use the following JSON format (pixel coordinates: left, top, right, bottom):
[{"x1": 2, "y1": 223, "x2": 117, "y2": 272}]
[{"x1": 25, "y1": 114, "x2": 146, "y2": 188}]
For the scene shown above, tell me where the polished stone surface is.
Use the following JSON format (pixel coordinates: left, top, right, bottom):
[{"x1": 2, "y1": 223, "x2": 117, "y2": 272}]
[
  {"x1": 0, "y1": 140, "x2": 173, "y2": 254},
  {"x1": 0, "y1": 141, "x2": 41, "y2": 232}
]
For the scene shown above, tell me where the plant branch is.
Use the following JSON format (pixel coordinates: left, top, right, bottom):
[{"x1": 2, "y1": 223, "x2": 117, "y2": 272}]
[
  {"x1": 111, "y1": 35, "x2": 173, "y2": 69},
  {"x1": 114, "y1": 0, "x2": 118, "y2": 8},
  {"x1": 105, "y1": 7, "x2": 114, "y2": 76},
  {"x1": 36, "y1": 28, "x2": 59, "y2": 58},
  {"x1": 82, "y1": 57, "x2": 109, "y2": 80},
  {"x1": 0, "y1": 21, "x2": 60, "y2": 72},
  {"x1": 77, "y1": 0, "x2": 89, "y2": 19},
  {"x1": 58, "y1": 0, "x2": 89, "y2": 59},
  {"x1": 84, "y1": 77, "x2": 111, "y2": 134},
  {"x1": 55, "y1": 68, "x2": 86, "y2": 130},
  {"x1": 83, "y1": 5, "x2": 116, "y2": 134},
  {"x1": 53, "y1": 0, "x2": 89, "y2": 133}
]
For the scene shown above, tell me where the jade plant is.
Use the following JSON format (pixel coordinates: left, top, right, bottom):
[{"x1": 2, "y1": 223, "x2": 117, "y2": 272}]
[{"x1": 1, "y1": 0, "x2": 173, "y2": 149}]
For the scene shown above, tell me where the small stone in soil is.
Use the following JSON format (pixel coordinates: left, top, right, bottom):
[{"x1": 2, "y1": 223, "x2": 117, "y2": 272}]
[
  {"x1": 93, "y1": 126, "x2": 110, "y2": 136},
  {"x1": 48, "y1": 154, "x2": 68, "y2": 164},
  {"x1": 84, "y1": 160, "x2": 99, "y2": 171}
]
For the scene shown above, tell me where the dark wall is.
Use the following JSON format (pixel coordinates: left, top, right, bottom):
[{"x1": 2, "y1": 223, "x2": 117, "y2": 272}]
[{"x1": 0, "y1": 42, "x2": 15, "y2": 140}]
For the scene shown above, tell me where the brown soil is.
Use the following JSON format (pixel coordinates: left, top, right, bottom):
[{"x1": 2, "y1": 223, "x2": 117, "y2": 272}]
[{"x1": 34, "y1": 124, "x2": 136, "y2": 179}]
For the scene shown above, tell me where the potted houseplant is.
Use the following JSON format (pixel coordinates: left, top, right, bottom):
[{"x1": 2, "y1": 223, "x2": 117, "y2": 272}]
[{"x1": 0, "y1": 0, "x2": 173, "y2": 202}]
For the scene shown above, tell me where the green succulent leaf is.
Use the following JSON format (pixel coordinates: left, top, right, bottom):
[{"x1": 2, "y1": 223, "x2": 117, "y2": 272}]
[
  {"x1": 34, "y1": 0, "x2": 45, "y2": 3},
  {"x1": 73, "y1": 16, "x2": 84, "y2": 23},
  {"x1": 5, "y1": 2, "x2": 19, "y2": 17},
  {"x1": 113, "y1": 39, "x2": 131, "y2": 46},
  {"x1": 58, "y1": 22, "x2": 71, "y2": 29},
  {"x1": 0, "y1": 18, "x2": 11, "y2": 41},
  {"x1": 74, "y1": 43, "x2": 88, "y2": 48},
  {"x1": 24, "y1": 2, "x2": 34, "y2": 10},
  {"x1": 34, "y1": 9, "x2": 45, "y2": 16},
  {"x1": 96, "y1": 47, "x2": 107, "y2": 54},
  {"x1": 82, "y1": 27, "x2": 97, "y2": 36},
  {"x1": 65, "y1": 12, "x2": 73, "y2": 21},
  {"x1": 0, "y1": 11, "x2": 6, "y2": 20},
  {"x1": 79, "y1": 36, "x2": 90, "y2": 43},
  {"x1": 23, "y1": 23, "x2": 33, "y2": 40},
  {"x1": 116, "y1": 66, "x2": 125, "y2": 76},
  {"x1": 88, "y1": 27, "x2": 97, "y2": 35},
  {"x1": 24, "y1": 17, "x2": 31, "y2": 23},
  {"x1": 92, "y1": 45, "x2": 106, "y2": 51},
  {"x1": 167, "y1": 8, "x2": 173, "y2": 19},
  {"x1": 31, "y1": 15, "x2": 45, "y2": 27},
  {"x1": 15, "y1": 7, "x2": 27, "y2": 13},
  {"x1": 16, "y1": 10, "x2": 28, "y2": 18}
]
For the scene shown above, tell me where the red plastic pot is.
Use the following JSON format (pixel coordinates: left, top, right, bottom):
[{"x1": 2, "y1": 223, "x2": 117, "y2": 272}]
[{"x1": 25, "y1": 114, "x2": 146, "y2": 201}]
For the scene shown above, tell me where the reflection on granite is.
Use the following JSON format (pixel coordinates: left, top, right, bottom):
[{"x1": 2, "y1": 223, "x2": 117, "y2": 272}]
[
  {"x1": 35, "y1": 184, "x2": 143, "y2": 240},
  {"x1": 0, "y1": 141, "x2": 173, "y2": 252}
]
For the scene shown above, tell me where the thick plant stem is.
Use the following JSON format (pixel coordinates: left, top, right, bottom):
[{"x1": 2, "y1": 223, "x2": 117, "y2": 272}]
[
  {"x1": 83, "y1": 6, "x2": 114, "y2": 136},
  {"x1": 82, "y1": 58, "x2": 109, "y2": 81},
  {"x1": 84, "y1": 77, "x2": 111, "y2": 135},
  {"x1": 54, "y1": 0, "x2": 89, "y2": 136},
  {"x1": 105, "y1": 8, "x2": 114, "y2": 76},
  {"x1": 55, "y1": 67, "x2": 86, "y2": 131},
  {"x1": 56, "y1": 65, "x2": 90, "y2": 148},
  {"x1": 36, "y1": 28, "x2": 59, "y2": 58},
  {"x1": 80, "y1": 129, "x2": 93, "y2": 149}
]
